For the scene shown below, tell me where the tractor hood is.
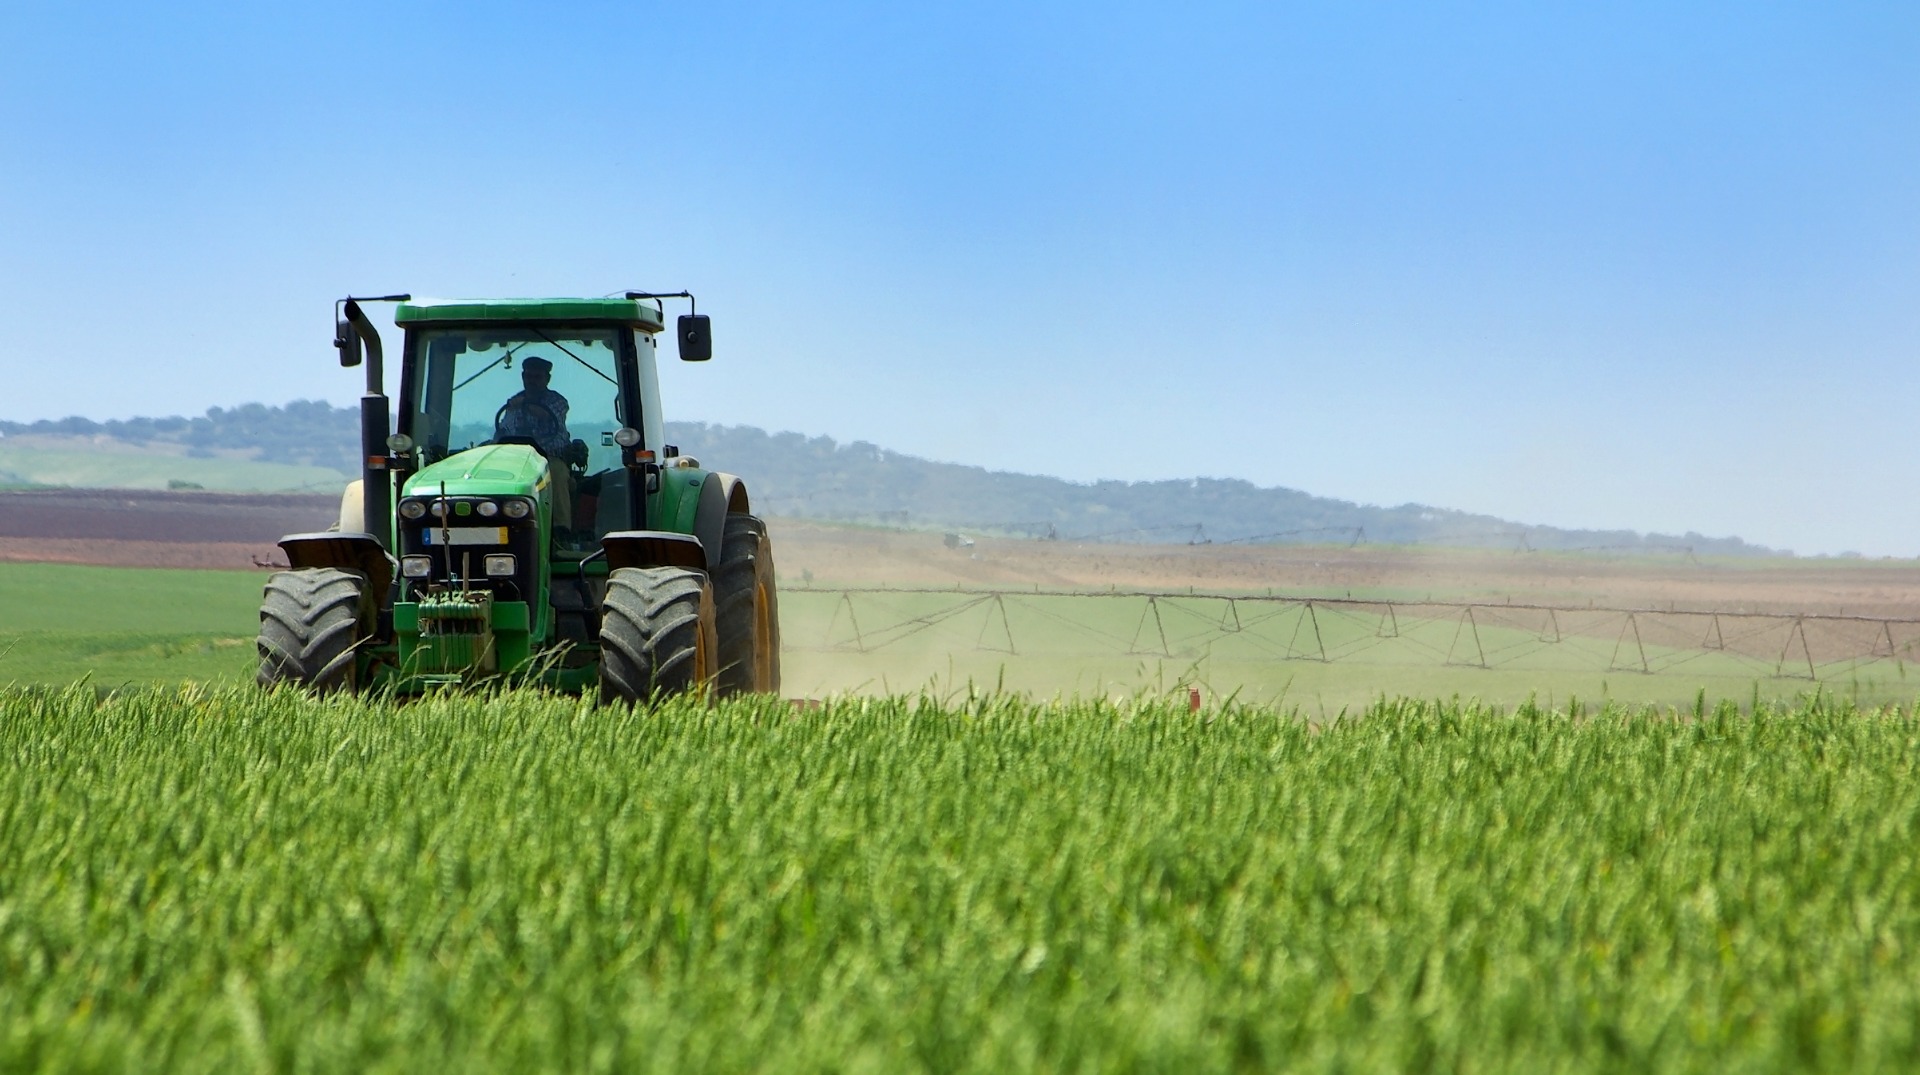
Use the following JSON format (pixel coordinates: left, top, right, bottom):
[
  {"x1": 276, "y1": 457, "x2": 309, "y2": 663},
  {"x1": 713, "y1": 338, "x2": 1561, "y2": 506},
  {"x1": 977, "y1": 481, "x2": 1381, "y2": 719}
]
[{"x1": 404, "y1": 444, "x2": 548, "y2": 498}]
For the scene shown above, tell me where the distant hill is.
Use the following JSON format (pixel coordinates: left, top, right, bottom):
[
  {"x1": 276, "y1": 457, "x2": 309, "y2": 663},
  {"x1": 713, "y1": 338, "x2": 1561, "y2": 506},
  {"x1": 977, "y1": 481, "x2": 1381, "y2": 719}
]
[
  {"x1": 0, "y1": 402, "x2": 1783, "y2": 555},
  {"x1": 1, "y1": 402, "x2": 359, "y2": 475}
]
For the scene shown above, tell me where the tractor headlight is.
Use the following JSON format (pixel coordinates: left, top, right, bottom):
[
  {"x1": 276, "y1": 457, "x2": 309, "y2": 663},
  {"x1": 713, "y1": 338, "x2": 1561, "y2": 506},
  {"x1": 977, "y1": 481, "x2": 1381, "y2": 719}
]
[
  {"x1": 613, "y1": 426, "x2": 642, "y2": 448},
  {"x1": 386, "y1": 433, "x2": 414, "y2": 454},
  {"x1": 484, "y1": 554, "x2": 516, "y2": 577},
  {"x1": 399, "y1": 499, "x2": 427, "y2": 520},
  {"x1": 476, "y1": 501, "x2": 500, "y2": 518},
  {"x1": 430, "y1": 501, "x2": 451, "y2": 518},
  {"x1": 401, "y1": 555, "x2": 432, "y2": 578},
  {"x1": 502, "y1": 499, "x2": 532, "y2": 519}
]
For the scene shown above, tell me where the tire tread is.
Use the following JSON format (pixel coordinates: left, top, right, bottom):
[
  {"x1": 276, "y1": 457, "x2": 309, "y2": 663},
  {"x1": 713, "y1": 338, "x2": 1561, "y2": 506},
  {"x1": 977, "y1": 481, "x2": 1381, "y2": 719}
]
[
  {"x1": 256, "y1": 568, "x2": 367, "y2": 693},
  {"x1": 713, "y1": 514, "x2": 781, "y2": 696},
  {"x1": 600, "y1": 567, "x2": 714, "y2": 701}
]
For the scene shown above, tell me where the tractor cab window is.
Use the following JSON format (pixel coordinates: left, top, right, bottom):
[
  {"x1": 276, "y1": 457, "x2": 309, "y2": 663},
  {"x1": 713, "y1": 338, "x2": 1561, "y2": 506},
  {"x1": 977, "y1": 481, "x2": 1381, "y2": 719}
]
[
  {"x1": 408, "y1": 327, "x2": 624, "y2": 465},
  {"x1": 406, "y1": 325, "x2": 634, "y2": 541}
]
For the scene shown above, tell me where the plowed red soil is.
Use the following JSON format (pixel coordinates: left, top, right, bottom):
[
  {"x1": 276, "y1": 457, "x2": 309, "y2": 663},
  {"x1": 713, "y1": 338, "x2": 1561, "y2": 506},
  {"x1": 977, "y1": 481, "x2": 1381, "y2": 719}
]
[{"x1": 0, "y1": 489, "x2": 338, "y2": 570}]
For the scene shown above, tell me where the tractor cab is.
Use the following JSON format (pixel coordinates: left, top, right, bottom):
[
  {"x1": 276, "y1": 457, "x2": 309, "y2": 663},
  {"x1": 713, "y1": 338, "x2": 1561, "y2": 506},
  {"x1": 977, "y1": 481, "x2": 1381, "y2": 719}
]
[{"x1": 394, "y1": 302, "x2": 670, "y2": 549}]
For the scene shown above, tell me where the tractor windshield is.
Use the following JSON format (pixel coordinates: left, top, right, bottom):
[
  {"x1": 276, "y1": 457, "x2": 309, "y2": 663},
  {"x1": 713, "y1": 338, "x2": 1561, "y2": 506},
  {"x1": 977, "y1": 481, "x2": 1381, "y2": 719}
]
[
  {"x1": 405, "y1": 320, "x2": 637, "y2": 541},
  {"x1": 406, "y1": 326, "x2": 624, "y2": 467}
]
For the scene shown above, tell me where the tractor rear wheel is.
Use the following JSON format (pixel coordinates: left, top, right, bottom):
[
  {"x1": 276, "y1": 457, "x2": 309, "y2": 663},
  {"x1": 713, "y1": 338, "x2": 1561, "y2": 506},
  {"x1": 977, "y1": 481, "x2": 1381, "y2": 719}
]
[
  {"x1": 714, "y1": 513, "x2": 782, "y2": 696},
  {"x1": 257, "y1": 567, "x2": 369, "y2": 694},
  {"x1": 599, "y1": 566, "x2": 717, "y2": 703}
]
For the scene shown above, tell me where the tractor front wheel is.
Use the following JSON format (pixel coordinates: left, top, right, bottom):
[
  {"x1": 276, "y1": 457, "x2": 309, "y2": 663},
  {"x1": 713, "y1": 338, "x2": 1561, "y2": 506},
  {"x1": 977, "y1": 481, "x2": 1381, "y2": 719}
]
[
  {"x1": 714, "y1": 513, "x2": 782, "y2": 697},
  {"x1": 257, "y1": 567, "x2": 369, "y2": 693},
  {"x1": 599, "y1": 567, "x2": 717, "y2": 703}
]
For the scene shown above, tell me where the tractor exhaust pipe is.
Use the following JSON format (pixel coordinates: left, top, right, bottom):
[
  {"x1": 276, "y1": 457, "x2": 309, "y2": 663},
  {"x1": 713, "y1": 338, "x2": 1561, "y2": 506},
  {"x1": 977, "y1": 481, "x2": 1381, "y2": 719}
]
[{"x1": 341, "y1": 298, "x2": 402, "y2": 551}]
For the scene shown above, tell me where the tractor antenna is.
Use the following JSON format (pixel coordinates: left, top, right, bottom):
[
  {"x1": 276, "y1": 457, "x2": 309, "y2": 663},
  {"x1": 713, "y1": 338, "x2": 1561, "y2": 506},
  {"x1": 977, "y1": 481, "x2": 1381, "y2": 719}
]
[
  {"x1": 333, "y1": 293, "x2": 413, "y2": 338},
  {"x1": 623, "y1": 290, "x2": 696, "y2": 315}
]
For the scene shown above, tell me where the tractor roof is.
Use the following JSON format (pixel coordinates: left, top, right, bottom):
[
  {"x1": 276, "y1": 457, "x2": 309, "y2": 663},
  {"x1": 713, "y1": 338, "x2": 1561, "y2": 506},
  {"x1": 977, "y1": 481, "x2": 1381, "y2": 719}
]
[{"x1": 395, "y1": 297, "x2": 666, "y2": 332}]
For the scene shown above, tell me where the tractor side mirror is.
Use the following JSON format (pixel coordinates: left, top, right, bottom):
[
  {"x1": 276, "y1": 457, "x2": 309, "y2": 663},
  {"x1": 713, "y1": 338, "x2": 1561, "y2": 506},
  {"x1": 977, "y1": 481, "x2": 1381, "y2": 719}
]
[
  {"x1": 335, "y1": 319, "x2": 363, "y2": 368},
  {"x1": 677, "y1": 314, "x2": 712, "y2": 362}
]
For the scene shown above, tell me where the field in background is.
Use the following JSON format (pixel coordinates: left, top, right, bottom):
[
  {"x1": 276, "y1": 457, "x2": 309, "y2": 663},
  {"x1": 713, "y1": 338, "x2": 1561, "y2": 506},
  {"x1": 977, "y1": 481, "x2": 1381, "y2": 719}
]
[
  {"x1": 5, "y1": 507, "x2": 1920, "y2": 705},
  {"x1": 6, "y1": 686, "x2": 1918, "y2": 1070},
  {"x1": 766, "y1": 522, "x2": 1920, "y2": 707},
  {"x1": 771, "y1": 521, "x2": 1920, "y2": 614},
  {"x1": 776, "y1": 588, "x2": 1918, "y2": 712},
  {"x1": 2, "y1": 560, "x2": 1912, "y2": 710},
  {"x1": 0, "y1": 563, "x2": 261, "y2": 685},
  {"x1": 0, "y1": 435, "x2": 348, "y2": 493}
]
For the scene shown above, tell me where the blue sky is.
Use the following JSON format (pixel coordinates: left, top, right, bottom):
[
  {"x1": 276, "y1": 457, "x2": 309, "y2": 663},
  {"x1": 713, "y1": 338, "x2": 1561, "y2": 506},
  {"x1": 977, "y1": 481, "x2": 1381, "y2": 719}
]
[{"x1": 3, "y1": 1, "x2": 1916, "y2": 554}]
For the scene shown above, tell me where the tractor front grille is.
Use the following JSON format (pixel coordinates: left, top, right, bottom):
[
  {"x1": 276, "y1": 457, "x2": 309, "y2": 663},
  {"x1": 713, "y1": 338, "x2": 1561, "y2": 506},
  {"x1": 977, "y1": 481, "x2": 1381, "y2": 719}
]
[{"x1": 400, "y1": 513, "x2": 540, "y2": 602}]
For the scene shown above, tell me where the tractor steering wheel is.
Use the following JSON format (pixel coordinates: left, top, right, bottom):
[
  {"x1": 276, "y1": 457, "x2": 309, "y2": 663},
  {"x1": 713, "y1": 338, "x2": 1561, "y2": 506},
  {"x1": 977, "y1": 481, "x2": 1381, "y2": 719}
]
[{"x1": 493, "y1": 399, "x2": 562, "y2": 455}]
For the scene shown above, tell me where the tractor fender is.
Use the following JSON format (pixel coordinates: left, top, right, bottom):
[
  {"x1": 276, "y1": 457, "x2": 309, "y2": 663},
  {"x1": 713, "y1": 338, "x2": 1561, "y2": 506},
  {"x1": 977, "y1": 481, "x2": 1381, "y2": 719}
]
[
  {"x1": 694, "y1": 472, "x2": 749, "y2": 571},
  {"x1": 654, "y1": 468, "x2": 747, "y2": 572},
  {"x1": 602, "y1": 530, "x2": 707, "y2": 573},
  {"x1": 278, "y1": 531, "x2": 395, "y2": 601}
]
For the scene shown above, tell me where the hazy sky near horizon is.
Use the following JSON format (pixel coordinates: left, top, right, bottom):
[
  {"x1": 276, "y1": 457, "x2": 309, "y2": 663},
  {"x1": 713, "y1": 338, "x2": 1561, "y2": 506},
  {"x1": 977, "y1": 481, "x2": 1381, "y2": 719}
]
[{"x1": 3, "y1": 2, "x2": 1915, "y2": 555}]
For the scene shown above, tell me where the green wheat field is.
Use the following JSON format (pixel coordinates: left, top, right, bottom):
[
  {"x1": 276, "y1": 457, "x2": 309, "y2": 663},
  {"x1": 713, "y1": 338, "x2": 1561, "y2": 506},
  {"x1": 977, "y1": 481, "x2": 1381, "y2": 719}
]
[{"x1": 4, "y1": 687, "x2": 1919, "y2": 1071}]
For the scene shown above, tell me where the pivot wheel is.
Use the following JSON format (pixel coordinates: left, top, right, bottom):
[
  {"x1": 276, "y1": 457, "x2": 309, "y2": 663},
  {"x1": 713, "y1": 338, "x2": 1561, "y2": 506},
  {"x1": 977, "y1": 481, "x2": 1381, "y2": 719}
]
[
  {"x1": 714, "y1": 513, "x2": 782, "y2": 696},
  {"x1": 257, "y1": 567, "x2": 370, "y2": 694},
  {"x1": 599, "y1": 566, "x2": 717, "y2": 702}
]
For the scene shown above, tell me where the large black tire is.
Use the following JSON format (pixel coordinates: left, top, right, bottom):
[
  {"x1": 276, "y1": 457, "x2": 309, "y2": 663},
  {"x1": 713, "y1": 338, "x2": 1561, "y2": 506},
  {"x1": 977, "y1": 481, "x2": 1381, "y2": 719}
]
[
  {"x1": 600, "y1": 567, "x2": 717, "y2": 702},
  {"x1": 714, "y1": 514, "x2": 782, "y2": 697},
  {"x1": 257, "y1": 568, "x2": 369, "y2": 694}
]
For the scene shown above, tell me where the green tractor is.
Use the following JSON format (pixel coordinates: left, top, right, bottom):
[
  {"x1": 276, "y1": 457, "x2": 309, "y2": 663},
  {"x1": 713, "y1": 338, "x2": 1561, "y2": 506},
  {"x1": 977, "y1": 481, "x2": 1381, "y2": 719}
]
[{"x1": 256, "y1": 293, "x2": 780, "y2": 701}]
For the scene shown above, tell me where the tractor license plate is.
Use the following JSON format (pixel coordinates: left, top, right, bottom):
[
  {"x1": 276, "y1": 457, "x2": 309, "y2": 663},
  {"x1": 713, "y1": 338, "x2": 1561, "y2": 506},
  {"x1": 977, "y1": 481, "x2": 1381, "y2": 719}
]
[{"x1": 422, "y1": 527, "x2": 509, "y2": 546}]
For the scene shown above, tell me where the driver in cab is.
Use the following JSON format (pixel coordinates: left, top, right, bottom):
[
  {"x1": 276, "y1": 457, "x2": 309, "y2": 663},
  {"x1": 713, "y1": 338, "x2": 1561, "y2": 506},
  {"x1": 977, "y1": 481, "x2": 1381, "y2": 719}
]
[{"x1": 498, "y1": 356, "x2": 580, "y2": 533}]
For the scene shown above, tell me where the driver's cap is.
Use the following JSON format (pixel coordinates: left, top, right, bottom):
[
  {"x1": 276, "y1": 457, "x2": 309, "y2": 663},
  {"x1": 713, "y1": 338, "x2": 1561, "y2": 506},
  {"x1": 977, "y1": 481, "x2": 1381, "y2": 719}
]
[{"x1": 523, "y1": 357, "x2": 553, "y2": 374}]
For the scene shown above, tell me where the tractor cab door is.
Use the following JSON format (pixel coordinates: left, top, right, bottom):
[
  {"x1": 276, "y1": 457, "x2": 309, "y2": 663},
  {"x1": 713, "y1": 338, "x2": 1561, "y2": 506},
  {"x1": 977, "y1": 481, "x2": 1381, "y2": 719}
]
[{"x1": 580, "y1": 328, "x2": 666, "y2": 541}]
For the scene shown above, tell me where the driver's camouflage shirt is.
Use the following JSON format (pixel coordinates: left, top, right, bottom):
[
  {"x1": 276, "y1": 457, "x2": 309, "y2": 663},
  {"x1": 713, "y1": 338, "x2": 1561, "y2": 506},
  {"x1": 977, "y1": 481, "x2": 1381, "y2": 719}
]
[{"x1": 500, "y1": 386, "x2": 572, "y2": 457}]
